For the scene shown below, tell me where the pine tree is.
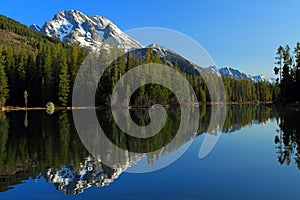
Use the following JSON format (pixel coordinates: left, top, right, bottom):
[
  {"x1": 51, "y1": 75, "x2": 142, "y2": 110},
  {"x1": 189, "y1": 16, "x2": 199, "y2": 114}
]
[
  {"x1": 0, "y1": 53, "x2": 9, "y2": 107},
  {"x1": 274, "y1": 46, "x2": 284, "y2": 83},
  {"x1": 58, "y1": 49, "x2": 70, "y2": 106},
  {"x1": 25, "y1": 53, "x2": 38, "y2": 106},
  {"x1": 69, "y1": 43, "x2": 80, "y2": 84},
  {"x1": 281, "y1": 45, "x2": 294, "y2": 101},
  {"x1": 17, "y1": 43, "x2": 27, "y2": 82},
  {"x1": 294, "y1": 42, "x2": 300, "y2": 100},
  {"x1": 1, "y1": 45, "x2": 15, "y2": 105}
]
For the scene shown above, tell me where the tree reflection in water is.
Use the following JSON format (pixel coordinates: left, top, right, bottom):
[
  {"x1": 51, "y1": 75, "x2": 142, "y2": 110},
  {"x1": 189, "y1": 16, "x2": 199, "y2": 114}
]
[
  {"x1": 275, "y1": 108, "x2": 300, "y2": 168},
  {"x1": 0, "y1": 104, "x2": 288, "y2": 194}
]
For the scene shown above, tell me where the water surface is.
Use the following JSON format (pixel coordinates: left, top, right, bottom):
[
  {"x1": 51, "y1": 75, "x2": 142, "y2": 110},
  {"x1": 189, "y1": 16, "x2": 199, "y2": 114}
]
[{"x1": 0, "y1": 105, "x2": 299, "y2": 199}]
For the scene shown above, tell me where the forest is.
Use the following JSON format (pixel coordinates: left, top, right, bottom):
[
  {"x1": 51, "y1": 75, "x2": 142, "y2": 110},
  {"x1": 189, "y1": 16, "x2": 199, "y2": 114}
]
[
  {"x1": 274, "y1": 43, "x2": 300, "y2": 104},
  {"x1": 0, "y1": 14, "x2": 277, "y2": 107}
]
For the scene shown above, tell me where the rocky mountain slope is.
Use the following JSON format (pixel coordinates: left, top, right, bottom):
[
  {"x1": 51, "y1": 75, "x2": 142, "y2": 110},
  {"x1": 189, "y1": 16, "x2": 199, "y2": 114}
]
[
  {"x1": 30, "y1": 10, "x2": 142, "y2": 52},
  {"x1": 30, "y1": 10, "x2": 274, "y2": 84},
  {"x1": 206, "y1": 66, "x2": 276, "y2": 84}
]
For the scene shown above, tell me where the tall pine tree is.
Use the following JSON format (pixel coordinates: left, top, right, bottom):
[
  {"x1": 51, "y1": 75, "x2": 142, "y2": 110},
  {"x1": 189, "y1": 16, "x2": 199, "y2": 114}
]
[
  {"x1": 294, "y1": 42, "x2": 300, "y2": 100},
  {"x1": 58, "y1": 47, "x2": 70, "y2": 106},
  {"x1": 0, "y1": 52, "x2": 9, "y2": 107}
]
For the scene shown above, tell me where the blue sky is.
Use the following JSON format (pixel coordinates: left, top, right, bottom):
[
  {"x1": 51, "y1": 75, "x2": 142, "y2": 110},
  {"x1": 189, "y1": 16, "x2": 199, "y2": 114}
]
[{"x1": 1, "y1": 0, "x2": 300, "y2": 77}]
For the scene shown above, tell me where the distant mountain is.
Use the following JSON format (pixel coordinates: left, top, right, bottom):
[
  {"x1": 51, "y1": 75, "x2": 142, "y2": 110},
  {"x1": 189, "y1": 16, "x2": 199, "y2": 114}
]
[
  {"x1": 251, "y1": 74, "x2": 276, "y2": 84},
  {"x1": 205, "y1": 66, "x2": 276, "y2": 84},
  {"x1": 133, "y1": 44, "x2": 207, "y2": 75},
  {"x1": 29, "y1": 10, "x2": 274, "y2": 85},
  {"x1": 30, "y1": 10, "x2": 142, "y2": 52}
]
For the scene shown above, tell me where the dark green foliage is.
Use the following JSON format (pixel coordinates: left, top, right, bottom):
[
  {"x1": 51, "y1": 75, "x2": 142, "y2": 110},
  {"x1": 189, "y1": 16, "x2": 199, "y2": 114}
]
[
  {"x1": 95, "y1": 47, "x2": 276, "y2": 107},
  {"x1": 294, "y1": 42, "x2": 300, "y2": 100},
  {"x1": 0, "y1": 14, "x2": 276, "y2": 107},
  {"x1": 221, "y1": 75, "x2": 274, "y2": 103},
  {"x1": 274, "y1": 43, "x2": 300, "y2": 103},
  {"x1": 0, "y1": 15, "x2": 87, "y2": 107},
  {"x1": 0, "y1": 52, "x2": 9, "y2": 106},
  {"x1": 57, "y1": 45, "x2": 70, "y2": 106},
  {"x1": 0, "y1": 42, "x2": 87, "y2": 106}
]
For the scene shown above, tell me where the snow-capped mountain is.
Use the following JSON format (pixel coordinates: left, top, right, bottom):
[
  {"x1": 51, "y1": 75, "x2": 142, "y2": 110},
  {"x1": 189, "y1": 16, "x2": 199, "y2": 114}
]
[
  {"x1": 29, "y1": 10, "x2": 274, "y2": 84},
  {"x1": 30, "y1": 10, "x2": 142, "y2": 52},
  {"x1": 251, "y1": 74, "x2": 276, "y2": 84},
  {"x1": 205, "y1": 66, "x2": 276, "y2": 84},
  {"x1": 136, "y1": 44, "x2": 207, "y2": 75},
  {"x1": 219, "y1": 67, "x2": 252, "y2": 80}
]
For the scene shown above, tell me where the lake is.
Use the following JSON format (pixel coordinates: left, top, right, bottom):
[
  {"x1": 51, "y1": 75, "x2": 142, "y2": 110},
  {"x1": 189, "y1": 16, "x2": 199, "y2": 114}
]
[{"x1": 0, "y1": 105, "x2": 300, "y2": 200}]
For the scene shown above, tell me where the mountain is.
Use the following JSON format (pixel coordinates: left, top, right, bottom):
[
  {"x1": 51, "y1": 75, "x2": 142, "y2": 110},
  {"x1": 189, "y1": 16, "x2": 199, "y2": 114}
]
[
  {"x1": 133, "y1": 43, "x2": 207, "y2": 75},
  {"x1": 218, "y1": 67, "x2": 252, "y2": 80},
  {"x1": 29, "y1": 10, "x2": 206, "y2": 75},
  {"x1": 205, "y1": 66, "x2": 276, "y2": 84},
  {"x1": 29, "y1": 10, "x2": 275, "y2": 85},
  {"x1": 251, "y1": 74, "x2": 276, "y2": 84},
  {"x1": 30, "y1": 10, "x2": 142, "y2": 52}
]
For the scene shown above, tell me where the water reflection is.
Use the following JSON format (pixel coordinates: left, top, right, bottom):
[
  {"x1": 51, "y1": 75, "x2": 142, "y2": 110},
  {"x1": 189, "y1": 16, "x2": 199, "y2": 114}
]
[
  {"x1": 275, "y1": 108, "x2": 300, "y2": 168},
  {"x1": 0, "y1": 105, "x2": 285, "y2": 194},
  {"x1": 45, "y1": 156, "x2": 127, "y2": 194}
]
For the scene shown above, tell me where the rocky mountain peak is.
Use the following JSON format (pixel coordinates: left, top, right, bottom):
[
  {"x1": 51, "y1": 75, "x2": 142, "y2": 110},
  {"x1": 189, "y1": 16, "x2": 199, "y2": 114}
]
[{"x1": 30, "y1": 10, "x2": 142, "y2": 52}]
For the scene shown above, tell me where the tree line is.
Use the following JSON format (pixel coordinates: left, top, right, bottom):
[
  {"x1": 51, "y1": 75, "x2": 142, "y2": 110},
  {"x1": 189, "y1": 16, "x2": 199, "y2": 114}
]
[
  {"x1": 0, "y1": 14, "x2": 87, "y2": 107},
  {"x1": 222, "y1": 76, "x2": 275, "y2": 103},
  {"x1": 0, "y1": 42, "x2": 87, "y2": 107},
  {"x1": 95, "y1": 48, "x2": 277, "y2": 107},
  {"x1": 0, "y1": 13, "x2": 277, "y2": 107},
  {"x1": 274, "y1": 43, "x2": 300, "y2": 104},
  {"x1": 0, "y1": 44, "x2": 277, "y2": 107}
]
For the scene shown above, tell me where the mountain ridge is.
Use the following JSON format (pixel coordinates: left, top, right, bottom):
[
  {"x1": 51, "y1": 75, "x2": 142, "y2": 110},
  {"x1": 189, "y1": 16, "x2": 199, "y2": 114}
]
[
  {"x1": 206, "y1": 66, "x2": 276, "y2": 84},
  {"x1": 30, "y1": 10, "x2": 142, "y2": 52},
  {"x1": 29, "y1": 10, "x2": 274, "y2": 84}
]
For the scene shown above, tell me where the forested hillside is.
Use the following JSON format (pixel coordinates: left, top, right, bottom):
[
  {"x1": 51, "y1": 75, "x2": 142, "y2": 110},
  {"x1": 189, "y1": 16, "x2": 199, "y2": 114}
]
[
  {"x1": 0, "y1": 14, "x2": 277, "y2": 107},
  {"x1": 95, "y1": 48, "x2": 277, "y2": 107},
  {"x1": 0, "y1": 15, "x2": 87, "y2": 107}
]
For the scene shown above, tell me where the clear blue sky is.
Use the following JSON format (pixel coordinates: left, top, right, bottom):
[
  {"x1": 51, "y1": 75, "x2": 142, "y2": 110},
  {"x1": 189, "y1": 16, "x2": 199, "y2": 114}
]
[{"x1": 1, "y1": 0, "x2": 300, "y2": 77}]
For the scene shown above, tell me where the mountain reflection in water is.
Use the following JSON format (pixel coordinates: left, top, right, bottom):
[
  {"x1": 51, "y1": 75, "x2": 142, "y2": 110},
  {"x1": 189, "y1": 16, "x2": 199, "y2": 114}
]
[{"x1": 1, "y1": 105, "x2": 298, "y2": 195}]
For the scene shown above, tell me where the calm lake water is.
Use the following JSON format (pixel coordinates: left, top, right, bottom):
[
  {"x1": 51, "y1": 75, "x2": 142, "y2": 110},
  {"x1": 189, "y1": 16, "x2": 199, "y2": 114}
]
[{"x1": 0, "y1": 105, "x2": 299, "y2": 200}]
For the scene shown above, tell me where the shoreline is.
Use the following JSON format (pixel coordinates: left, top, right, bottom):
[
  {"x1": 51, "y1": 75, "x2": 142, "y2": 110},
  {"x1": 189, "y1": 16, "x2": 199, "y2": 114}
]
[
  {"x1": 0, "y1": 101, "x2": 274, "y2": 112},
  {"x1": 0, "y1": 106, "x2": 90, "y2": 112}
]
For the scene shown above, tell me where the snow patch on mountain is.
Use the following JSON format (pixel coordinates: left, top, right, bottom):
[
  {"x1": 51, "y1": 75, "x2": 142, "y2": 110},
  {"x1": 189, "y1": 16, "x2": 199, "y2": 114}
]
[
  {"x1": 30, "y1": 10, "x2": 142, "y2": 52},
  {"x1": 205, "y1": 66, "x2": 276, "y2": 84},
  {"x1": 205, "y1": 66, "x2": 220, "y2": 75},
  {"x1": 252, "y1": 74, "x2": 276, "y2": 84},
  {"x1": 29, "y1": 24, "x2": 41, "y2": 32}
]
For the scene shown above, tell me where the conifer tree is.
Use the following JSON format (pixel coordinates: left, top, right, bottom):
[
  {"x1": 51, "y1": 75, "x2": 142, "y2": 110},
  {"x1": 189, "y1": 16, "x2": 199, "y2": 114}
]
[
  {"x1": 0, "y1": 53, "x2": 9, "y2": 107},
  {"x1": 69, "y1": 43, "x2": 80, "y2": 84},
  {"x1": 274, "y1": 46, "x2": 284, "y2": 83},
  {"x1": 58, "y1": 49, "x2": 70, "y2": 106},
  {"x1": 281, "y1": 45, "x2": 294, "y2": 100},
  {"x1": 294, "y1": 42, "x2": 300, "y2": 100},
  {"x1": 17, "y1": 43, "x2": 27, "y2": 82}
]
